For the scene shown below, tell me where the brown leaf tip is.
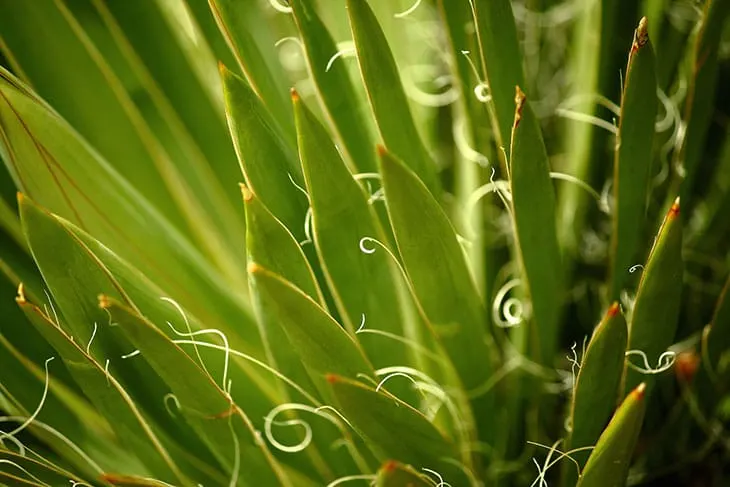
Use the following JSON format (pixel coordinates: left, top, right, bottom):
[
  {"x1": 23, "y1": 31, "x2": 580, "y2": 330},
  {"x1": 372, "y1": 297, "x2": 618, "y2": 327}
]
[
  {"x1": 16, "y1": 283, "x2": 26, "y2": 304},
  {"x1": 634, "y1": 382, "x2": 646, "y2": 399},
  {"x1": 669, "y1": 197, "x2": 680, "y2": 217},
  {"x1": 240, "y1": 183, "x2": 254, "y2": 202},
  {"x1": 607, "y1": 302, "x2": 620, "y2": 318},
  {"x1": 98, "y1": 294, "x2": 112, "y2": 310},
  {"x1": 326, "y1": 373, "x2": 339, "y2": 384},
  {"x1": 376, "y1": 145, "x2": 387, "y2": 157},
  {"x1": 514, "y1": 86, "x2": 526, "y2": 127},
  {"x1": 382, "y1": 460, "x2": 398, "y2": 472},
  {"x1": 675, "y1": 351, "x2": 699, "y2": 383},
  {"x1": 291, "y1": 87, "x2": 300, "y2": 102},
  {"x1": 247, "y1": 262, "x2": 262, "y2": 275},
  {"x1": 633, "y1": 17, "x2": 649, "y2": 51}
]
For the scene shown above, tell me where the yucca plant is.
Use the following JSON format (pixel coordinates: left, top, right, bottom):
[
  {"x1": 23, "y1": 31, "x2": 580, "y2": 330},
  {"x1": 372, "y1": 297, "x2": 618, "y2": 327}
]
[{"x1": 0, "y1": 0, "x2": 729, "y2": 485}]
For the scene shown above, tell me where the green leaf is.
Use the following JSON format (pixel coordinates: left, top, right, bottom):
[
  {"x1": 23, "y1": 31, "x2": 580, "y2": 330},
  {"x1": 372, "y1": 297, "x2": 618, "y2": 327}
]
[
  {"x1": 221, "y1": 66, "x2": 308, "y2": 240},
  {"x1": 16, "y1": 296, "x2": 185, "y2": 483},
  {"x1": 576, "y1": 383, "x2": 647, "y2": 487},
  {"x1": 290, "y1": 0, "x2": 377, "y2": 173},
  {"x1": 248, "y1": 264, "x2": 374, "y2": 385},
  {"x1": 346, "y1": 0, "x2": 438, "y2": 193},
  {"x1": 0, "y1": 450, "x2": 87, "y2": 486},
  {"x1": 565, "y1": 303, "x2": 628, "y2": 485},
  {"x1": 509, "y1": 87, "x2": 563, "y2": 364},
  {"x1": 328, "y1": 375, "x2": 466, "y2": 482},
  {"x1": 676, "y1": 0, "x2": 730, "y2": 212},
  {"x1": 0, "y1": 72, "x2": 249, "y2": 333},
  {"x1": 375, "y1": 460, "x2": 431, "y2": 487},
  {"x1": 378, "y1": 147, "x2": 495, "y2": 441},
  {"x1": 0, "y1": 1, "x2": 188, "y2": 232},
  {"x1": 208, "y1": 0, "x2": 293, "y2": 135},
  {"x1": 705, "y1": 275, "x2": 730, "y2": 373},
  {"x1": 101, "y1": 297, "x2": 290, "y2": 486},
  {"x1": 609, "y1": 17, "x2": 658, "y2": 299},
  {"x1": 243, "y1": 184, "x2": 321, "y2": 399},
  {"x1": 470, "y1": 0, "x2": 525, "y2": 157},
  {"x1": 622, "y1": 199, "x2": 682, "y2": 397},
  {"x1": 294, "y1": 92, "x2": 407, "y2": 366}
]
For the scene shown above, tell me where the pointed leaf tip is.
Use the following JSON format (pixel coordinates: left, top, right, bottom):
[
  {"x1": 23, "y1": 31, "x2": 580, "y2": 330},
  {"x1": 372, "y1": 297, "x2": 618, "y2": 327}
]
[
  {"x1": 514, "y1": 86, "x2": 526, "y2": 126},
  {"x1": 326, "y1": 373, "x2": 339, "y2": 384},
  {"x1": 382, "y1": 460, "x2": 398, "y2": 472},
  {"x1": 240, "y1": 183, "x2": 253, "y2": 202},
  {"x1": 634, "y1": 382, "x2": 646, "y2": 398},
  {"x1": 15, "y1": 283, "x2": 26, "y2": 304},
  {"x1": 247, "y1": 262, "x2": 262, "y2": 274},
  {"x1": 669, "y1": 197, "x2": 680, "y2": 217},
  {"x1": 607, "y1": 302, "x2": 620, "y2": 317},
  {"x1": 634, "y1": 17, "x2": 649, "y2": 49},
  {"x1": 290, "y1": 88, "x2": 300, "y2": 101},
  {"x1": 98, "y1": 294, "x2": 112, "y2": 309},
  {"x1": 376, "y1": 144, "x2": 388, "y2": 157}
]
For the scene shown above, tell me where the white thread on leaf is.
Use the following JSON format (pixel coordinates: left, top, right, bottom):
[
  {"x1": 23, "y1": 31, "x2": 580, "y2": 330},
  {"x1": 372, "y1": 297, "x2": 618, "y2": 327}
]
[
  {"x1": 375, "y1": 372, "x2": 419, "y2": 393},
  {"x1": 625, "y1": 350, "x2": 676, "y2": 374},
  {"x1": 527, "y1": 440, "x2": 595, "y2": 486},
  {"x1": 86, "y1": 322, "x2": 98, "y2": 355},
  {"x1": 357, "y1": 328, "x2": 443, "y2": 362},
  {"x1": 356, "y1": 314, "x2": 366, "y2": 333},
  {"x1": 359, "y1": 237, "x2": 377, "y2": 254},
  {"x1": 164, "y1": 394, "x2": 181, "y2": 417},
  {"x1": 104, "y1": 359, "x2": 111, "y2": 386},
  {"x1": 0, "y1": 357, "x2": 54, "y2": 440},
  {"x1": 300, "y1": 207, "x2": 314, "y2": 246},
  {"x1": 288, "y1": 173, "x2": 310, "y2": 202},
  {"x1": 325, "y1": 44, "x2": 356, "y2": 72},
  {"x1": 460, "y1": 50, "x2": 491, "y2": 103},
  {"x1": 402, "y1": 65, "x2": 459, "y2": 107},
  {"x1": 423, "y1": 467, "x2": 452, "y2": 487},
  {"x1": 555, "y1": 108, "x2": 618, "y2": 135},
  {"x1": 265, "y1": 403, "x2": 349, "y2": 453},
  {"x1": 164, "y1": 298, "x2": 232, "y2": 395},
  {"x1": 454, "y1": 116, "x2": 490, "y2": 168},
  {"x1": 0, "y1": 460, "x2": 49, "y2": 486},
  {"x1": 0, "y1": 416, "x2": 104, "y2": 474},
  {"x1": 395, "y1": 0, "x2": 423, "y2": 18},
  {"x1": 492, "y1": 279, "x2": 525, "y2": 328},
  {"x1": 268, "y1": 0, "x2": 292, "y2": 14},
  {"x1": 325, "y1": 475, "x2": 377, "y2": 487},
  {"x1": 161, "y1": 296, "x2": 213, "y2": 388},
  {"x1": 629, "y1": 264, "x2": 644, "y2": 273},
  {"x1": 43, "y1": 289, "x2": 60, "y2": 326},
  {"x1": 121, "y1": 350, "x2": 141, "y2": 359},
  {"x1": 549, "y1": 172, "x2": 606, "y2": 213}
]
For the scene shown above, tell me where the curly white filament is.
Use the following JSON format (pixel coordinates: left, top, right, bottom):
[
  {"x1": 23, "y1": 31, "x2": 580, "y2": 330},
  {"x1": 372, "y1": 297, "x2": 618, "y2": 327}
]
[
  {"x1": 265, "y1": 403, "x2": 348, "y2": 453},
  {"x1": 326, "y1": 45, "x2": 356, "y2": 72},
  {"x1": 0, "y1": 416, "x2": 103, "y2": 474},
  {"x1": 268, "y1": 0, "x2": 291, "y2": 14},
  {"x1": 625, "y1": 350, "x2": 676, "y2": 374},
  {"x1": 43, "y1": 289, "x2": 60, "y2": 326},
  {"x1": 356, "y1": 314, "x2": 366, "y2": 333},
  {"x1": 325, "y1": 475, "x2": 377, "y2": 487},
  {"x1": 402, "y1": 65, "x2": 459, "y2": 107},
  {"x1": 358, "y1": 237, "x2": 378, "y2": 254},
  {"x1": 492, "y1": 279, "x2": 524, "y2": 328},
  {"x1": 0, "y1": 357, "x2": 54, "y2": 440},
  {"x1": 454, "y1": 116, "x2": 490, "y2": 168},
  {"x1": 288, "y1": 173, "x2": 310, "y2": 202},
  {"x1": 395, "y1": 0, "x2": 423, "y2": 18},
  {"x1": 375, "y1": 372, "x2": 419, "y2": 393},
  {"x1": 300, "y1": 207, "x2": 314, "y2": 246},
  {"x1": 423, "y1": 467, "x2": 452, "y2": 487},
  {"x1": 629, "y1": 264, "x2": 645, "y2": 273},
  {"x1": 274, "y1": 36, "x2": 303, "y2": 49},
  {"x1": 466, "y1": 167, "x2": 513, "y2": 216},
  {"x1": 549, "y1": 172, "x2": 606, "y2": 213},
  {"x1": 86, "y1": 322, "x2": 98, "y2": 355},
  {"x1": 555, "y1": 108, "x2": 618, "y2": 135},
  {"x1": 163, "y1": 299, "x2": 232, "y2": 396},
  {"x1": 460, "y1": 50, "x2": 491, "y2": 103},
  {"x1": 161, "y1": 296, "x2": 212, "y2": 386},
  {"x1": 0, "y1": 460, "x2": 49, "y2": 486},
  {"x1": 164, "y1": 393, "x2": 181, "y2": 418},
  {"x1": 527, "y1": 440, "x2": 595, "y2": 486}
]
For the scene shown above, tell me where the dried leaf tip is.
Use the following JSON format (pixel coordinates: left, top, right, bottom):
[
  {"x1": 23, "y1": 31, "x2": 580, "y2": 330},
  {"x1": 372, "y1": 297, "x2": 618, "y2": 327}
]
[
  {"x1": 633, "y1": 17, "x2": 649, "y2": 51},
  {"x1": 326, "y1": 373, "x2": 339, "y2": 384},
  {"x1": 247, "y1": 262, "x2": 262, "y2": 274},
  {"x1": 376, "y1": 144, "x2": 388, "y2": 157},
  {"x1": 290, "y1": 87, "x2": 300, "y2": 102},
  {"x1": 669, "y1": 196, "x2": 680, "y2": 217},
  {"x1": 98, "y1": 294, "x2": 112, "y2": 309},
  {"x1": 239, "y1": 183, "x2": 254, "y2": 202},
  {"x1": 514, "y1": 86, "x2": 526, "y2": 127},
  {"x1": 675, "y1": 351, "x2": 699, "y2": 383},
  {"x1": 15, "y1": 283, "x2": 26, "y2": 304},
  {"x1": 633, "y1": 382, "x2": 647, "y2": 399},
  {"x1": 16, "y1": 192, "x2": 24, "y2": 204},
  {"x1": 382, "y1": 460, "x2": 398, "y2": 472},
  {"x1": 607, "y1": 301, "x2": 620, "y2": 318}
]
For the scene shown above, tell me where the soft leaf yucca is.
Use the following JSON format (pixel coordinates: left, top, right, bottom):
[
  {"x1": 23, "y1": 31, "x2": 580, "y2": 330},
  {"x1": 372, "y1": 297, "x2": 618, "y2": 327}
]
[{"x1": 0, "y1": 0, "x2": 729, "y2": 486}]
